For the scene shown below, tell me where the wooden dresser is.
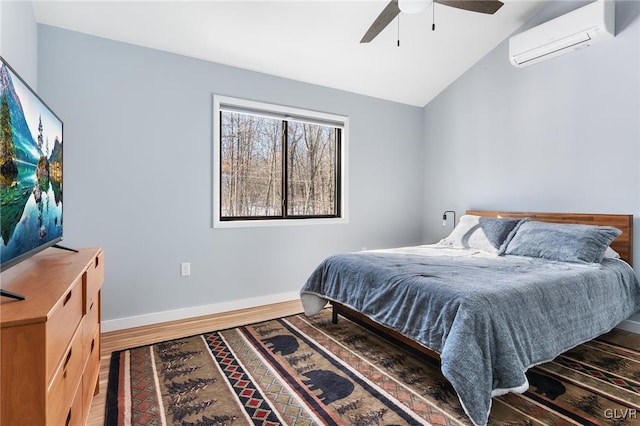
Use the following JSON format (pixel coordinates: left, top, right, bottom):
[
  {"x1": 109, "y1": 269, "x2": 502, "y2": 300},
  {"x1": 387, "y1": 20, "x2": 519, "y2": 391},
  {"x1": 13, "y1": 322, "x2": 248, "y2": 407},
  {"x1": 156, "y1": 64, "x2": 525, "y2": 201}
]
[{"x1": 1, "y1": 247, "x2": 104, "y2": 426}]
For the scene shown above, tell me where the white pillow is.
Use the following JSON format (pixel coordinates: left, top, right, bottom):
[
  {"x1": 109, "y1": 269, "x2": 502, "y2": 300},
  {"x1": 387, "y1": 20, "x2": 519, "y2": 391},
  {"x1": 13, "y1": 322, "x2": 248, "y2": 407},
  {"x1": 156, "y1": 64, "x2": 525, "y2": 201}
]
[
  {"x1": 439, "y1": 215, "x2": 525, "y2": 255},
  {"x1": 603, "y1": 246, "x2": 620, "y2": 259}
]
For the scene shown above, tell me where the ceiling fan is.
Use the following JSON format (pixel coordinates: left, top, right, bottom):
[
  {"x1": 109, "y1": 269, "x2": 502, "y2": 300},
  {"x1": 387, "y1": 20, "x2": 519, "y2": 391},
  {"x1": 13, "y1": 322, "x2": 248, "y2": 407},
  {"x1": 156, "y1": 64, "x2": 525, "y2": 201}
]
[{"x1": 360, "y1": 0, "x2": 505, "y2": 43}]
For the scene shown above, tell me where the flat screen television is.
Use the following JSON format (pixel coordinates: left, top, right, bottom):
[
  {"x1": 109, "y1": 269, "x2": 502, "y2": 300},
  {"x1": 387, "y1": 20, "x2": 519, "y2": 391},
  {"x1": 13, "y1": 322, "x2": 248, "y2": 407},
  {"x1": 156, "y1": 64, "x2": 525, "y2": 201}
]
[{"x1": 0, "y1": 56, "x2": 64, "y2": 276}]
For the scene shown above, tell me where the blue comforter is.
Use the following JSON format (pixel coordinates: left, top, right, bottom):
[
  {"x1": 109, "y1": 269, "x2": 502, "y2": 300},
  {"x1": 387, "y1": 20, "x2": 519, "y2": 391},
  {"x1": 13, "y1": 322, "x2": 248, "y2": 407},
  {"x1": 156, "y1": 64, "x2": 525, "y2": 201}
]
[{"x1": 300, "y1": 247, "x2": 640, "y2": 425}]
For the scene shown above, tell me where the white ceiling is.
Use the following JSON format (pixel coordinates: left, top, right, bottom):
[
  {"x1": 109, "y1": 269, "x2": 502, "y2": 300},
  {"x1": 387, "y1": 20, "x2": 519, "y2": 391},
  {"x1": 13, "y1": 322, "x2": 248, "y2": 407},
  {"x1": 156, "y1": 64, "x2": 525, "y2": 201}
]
[{"x1": 32, "y1": 0, "x2": 547, "y2": 107}]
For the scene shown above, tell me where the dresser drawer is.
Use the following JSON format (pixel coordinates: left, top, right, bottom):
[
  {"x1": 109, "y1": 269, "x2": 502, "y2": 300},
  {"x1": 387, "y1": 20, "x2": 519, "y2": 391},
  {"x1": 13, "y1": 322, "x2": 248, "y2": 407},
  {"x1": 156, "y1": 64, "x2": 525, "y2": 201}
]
[
  {"x1": 67, "y1": 383, "x2": 85, "y2": 426},
  {"x1": 83, "y1": 287, "x2": 100, "y2": 344},
  {"x1": 47, "y1": 319, "x2": 84, "y2": 426},
  {"x1": 50, "y1": 379, "x2": 83, "y2": 426},
  {"x1": 84, "y1": 251, "x2": 104, "y2": 313},
  {"x1": 82, "y1": 326, "x2": 101, "y2": 422},
  {"x1": 83, "y1": 322, "x2": 100, "y2": 374},
  {"x1": 46, "y1": 276, "x2": 83, "y2": 380}
]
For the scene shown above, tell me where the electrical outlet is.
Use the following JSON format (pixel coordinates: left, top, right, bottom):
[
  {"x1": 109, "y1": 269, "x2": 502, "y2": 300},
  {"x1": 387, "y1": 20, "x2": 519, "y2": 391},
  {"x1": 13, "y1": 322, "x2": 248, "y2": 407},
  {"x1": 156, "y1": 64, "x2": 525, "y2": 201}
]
[{"x1": 180, "y1": 262, "x2": 191, "y2": 277}]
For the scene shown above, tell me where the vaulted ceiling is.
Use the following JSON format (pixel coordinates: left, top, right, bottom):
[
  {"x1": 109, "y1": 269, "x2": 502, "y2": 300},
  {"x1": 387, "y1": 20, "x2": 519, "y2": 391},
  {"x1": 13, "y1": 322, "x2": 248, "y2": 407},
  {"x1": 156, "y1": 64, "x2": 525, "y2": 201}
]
[{"x1": 32, "y1": 1, "x2": 546, "y2": 106}]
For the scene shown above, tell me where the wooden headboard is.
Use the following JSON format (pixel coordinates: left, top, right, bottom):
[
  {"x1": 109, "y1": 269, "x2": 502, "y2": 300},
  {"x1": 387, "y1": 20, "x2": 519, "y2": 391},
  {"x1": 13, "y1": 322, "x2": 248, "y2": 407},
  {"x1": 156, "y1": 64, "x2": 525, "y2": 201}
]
[{"x1": 466, "y1": 210, "x2": 634, "y2": 266}]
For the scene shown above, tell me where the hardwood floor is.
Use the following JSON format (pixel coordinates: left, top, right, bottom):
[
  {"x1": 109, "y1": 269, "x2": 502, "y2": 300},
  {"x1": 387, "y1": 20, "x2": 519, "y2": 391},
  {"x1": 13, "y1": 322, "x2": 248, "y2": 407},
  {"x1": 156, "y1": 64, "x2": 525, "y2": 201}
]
[
  {"x1": 87, "y1": 299, "x2": 304, "y2": 425},
  {"x1": 599, "y1": 327, "x2": 640, "y2": 348}
]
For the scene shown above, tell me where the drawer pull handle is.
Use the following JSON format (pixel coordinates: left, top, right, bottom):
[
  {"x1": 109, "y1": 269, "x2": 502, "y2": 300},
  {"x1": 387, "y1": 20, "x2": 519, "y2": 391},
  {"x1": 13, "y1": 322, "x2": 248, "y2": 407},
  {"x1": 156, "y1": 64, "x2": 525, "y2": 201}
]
[
  {"x1": 65, "y1": 409, "x2": 72, "y2": 426},
  {"x1": 95, "y1": 256, "x2": 100, "y2": 268},
  {"x1": 89, "y1": 301, "x2": 94, "y2": 311},
  {"x1": 63, "y1": 290, "x2": 72, "y2": 306},
  {"x1": 91, "y1": 338, "x2": 95, "y2": 353},
  {"x1": 63, "y1": 348, "x2": 72, "y2": 370}
]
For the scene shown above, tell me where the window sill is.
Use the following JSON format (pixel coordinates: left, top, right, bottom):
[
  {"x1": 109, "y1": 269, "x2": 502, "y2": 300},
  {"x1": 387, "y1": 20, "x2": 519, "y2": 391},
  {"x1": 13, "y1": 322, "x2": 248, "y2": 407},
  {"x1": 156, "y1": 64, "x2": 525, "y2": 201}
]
[{"x1": 213, "y1": 216, "x2": 348, "y2": 229}]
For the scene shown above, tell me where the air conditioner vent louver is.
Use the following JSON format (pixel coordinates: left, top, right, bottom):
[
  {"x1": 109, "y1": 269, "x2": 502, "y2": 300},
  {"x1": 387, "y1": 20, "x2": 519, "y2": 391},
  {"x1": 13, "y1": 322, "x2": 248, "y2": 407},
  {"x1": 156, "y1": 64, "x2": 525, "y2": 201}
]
[{"x1": 509, "y1": 0, "x2": 615, "y2": 68}]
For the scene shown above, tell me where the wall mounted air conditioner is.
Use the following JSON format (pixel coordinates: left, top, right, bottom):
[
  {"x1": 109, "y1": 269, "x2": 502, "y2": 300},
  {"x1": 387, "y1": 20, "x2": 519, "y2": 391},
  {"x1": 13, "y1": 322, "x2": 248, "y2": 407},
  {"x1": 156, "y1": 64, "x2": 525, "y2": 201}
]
[{"x1": 509, "y1": 0, "x2": 615, "y2": 68}]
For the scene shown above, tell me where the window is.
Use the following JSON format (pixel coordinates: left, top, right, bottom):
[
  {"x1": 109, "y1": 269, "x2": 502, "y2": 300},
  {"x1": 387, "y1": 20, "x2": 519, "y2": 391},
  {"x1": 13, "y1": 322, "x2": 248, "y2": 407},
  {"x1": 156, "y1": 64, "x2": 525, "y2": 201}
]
[{"x1": 213, "y1": 96, "x2": 348, "y2": 227}]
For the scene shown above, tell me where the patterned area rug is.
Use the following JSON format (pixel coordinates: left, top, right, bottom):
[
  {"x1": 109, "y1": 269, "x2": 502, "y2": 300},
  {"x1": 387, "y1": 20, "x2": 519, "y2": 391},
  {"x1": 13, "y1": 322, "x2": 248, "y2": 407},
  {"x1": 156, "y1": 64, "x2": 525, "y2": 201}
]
[{"x1": 106, "y1": 310, "x2": 640, "y2": 425}]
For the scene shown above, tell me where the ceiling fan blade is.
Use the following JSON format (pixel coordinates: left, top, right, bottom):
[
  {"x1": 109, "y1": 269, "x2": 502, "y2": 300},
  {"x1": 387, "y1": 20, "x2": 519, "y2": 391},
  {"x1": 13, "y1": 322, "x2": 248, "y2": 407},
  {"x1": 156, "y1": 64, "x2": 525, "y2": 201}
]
[
  {"x1": 435, "y1": 0, "x2": 504, "y2": 15},
  {"x1": 360, "y1": 0, "x2": 401, "y2": 43}
]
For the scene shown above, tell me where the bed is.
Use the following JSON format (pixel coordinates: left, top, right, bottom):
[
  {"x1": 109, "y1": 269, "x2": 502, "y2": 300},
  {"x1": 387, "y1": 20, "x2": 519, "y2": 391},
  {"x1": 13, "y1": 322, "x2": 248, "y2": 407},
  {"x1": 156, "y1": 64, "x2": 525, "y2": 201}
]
[{"x1": 300, "y1": 211, "x2": 640, "y2": 426}]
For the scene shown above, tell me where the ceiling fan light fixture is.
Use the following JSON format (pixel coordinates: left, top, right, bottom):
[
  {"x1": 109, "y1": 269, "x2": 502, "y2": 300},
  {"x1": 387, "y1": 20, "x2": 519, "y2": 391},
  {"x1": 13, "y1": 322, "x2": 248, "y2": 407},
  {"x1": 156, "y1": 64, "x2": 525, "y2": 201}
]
[{"x1": 398, "y1": 0, "x2": 432, "y2": 14}]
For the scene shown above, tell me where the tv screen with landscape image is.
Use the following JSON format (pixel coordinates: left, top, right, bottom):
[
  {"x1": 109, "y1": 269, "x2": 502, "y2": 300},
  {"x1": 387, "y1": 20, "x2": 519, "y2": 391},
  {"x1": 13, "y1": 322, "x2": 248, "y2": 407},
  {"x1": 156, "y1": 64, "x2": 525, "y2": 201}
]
[{"x1": 1, "y1": 56, "x2": 63, "y2": 272}]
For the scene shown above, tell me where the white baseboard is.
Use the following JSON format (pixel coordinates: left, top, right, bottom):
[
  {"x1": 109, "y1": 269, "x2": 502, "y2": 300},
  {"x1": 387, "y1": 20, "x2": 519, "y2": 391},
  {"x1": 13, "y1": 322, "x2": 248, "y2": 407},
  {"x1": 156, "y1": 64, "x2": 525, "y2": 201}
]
[
  {"x1": 101, "y1": 291, "x2": 300, "y2": 332},
  {"x1": 616, "y1": 318, "x2": 640, "y2": 334}
]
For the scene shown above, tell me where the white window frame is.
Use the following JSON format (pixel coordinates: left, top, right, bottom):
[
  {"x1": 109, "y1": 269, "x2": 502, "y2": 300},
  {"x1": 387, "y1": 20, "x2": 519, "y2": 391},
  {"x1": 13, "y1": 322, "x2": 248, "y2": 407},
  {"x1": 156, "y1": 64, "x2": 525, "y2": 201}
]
[{"x1": 213, "y1": 95, "x2": 349, "y2": 228}]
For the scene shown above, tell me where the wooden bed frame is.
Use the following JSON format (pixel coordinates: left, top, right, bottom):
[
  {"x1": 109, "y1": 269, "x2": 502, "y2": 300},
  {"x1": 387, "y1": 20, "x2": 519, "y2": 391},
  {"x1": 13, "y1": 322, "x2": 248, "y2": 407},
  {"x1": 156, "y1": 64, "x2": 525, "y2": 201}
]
[{"x1": 332, "y1": 210, "x2": 634, "y2": 361}]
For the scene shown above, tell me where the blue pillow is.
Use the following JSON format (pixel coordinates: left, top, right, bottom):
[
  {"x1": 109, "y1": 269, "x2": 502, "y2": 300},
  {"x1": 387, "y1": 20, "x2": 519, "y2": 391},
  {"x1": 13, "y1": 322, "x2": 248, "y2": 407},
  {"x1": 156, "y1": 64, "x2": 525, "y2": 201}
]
[
  {"x1": 504, "y1": 221, "x2": 621, "y2": 264},
  {"x1": 440, "y1": 215, "x2": 525, "y2": 254}
]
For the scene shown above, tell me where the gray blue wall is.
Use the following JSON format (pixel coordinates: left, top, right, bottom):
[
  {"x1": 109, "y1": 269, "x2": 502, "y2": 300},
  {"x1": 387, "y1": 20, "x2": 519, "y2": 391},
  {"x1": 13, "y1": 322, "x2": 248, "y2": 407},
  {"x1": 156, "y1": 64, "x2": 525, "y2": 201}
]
[
  {"x1": 422, "y1": 1, "x2": 640, "y2": 325},
  {"x1": 37, "y1": 25, "x2": 425, "y2": 326},
  {"x1": 0, "y1": 0, "x2": 38, "y2": 88}
]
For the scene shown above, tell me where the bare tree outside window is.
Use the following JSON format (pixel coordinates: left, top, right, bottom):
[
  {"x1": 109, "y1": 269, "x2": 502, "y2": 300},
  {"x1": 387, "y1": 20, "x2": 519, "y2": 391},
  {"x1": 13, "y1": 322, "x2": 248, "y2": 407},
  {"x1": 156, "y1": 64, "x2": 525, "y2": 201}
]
[
  {"x1": 287, "y1": 122, "x2": 337, "y2": 216},
  {"x1": 220, "y1": 112, "x2": 282, "y2": 217},
  {"x1": 219, "y1": 109, "x2": 341, "y2": 221}
]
